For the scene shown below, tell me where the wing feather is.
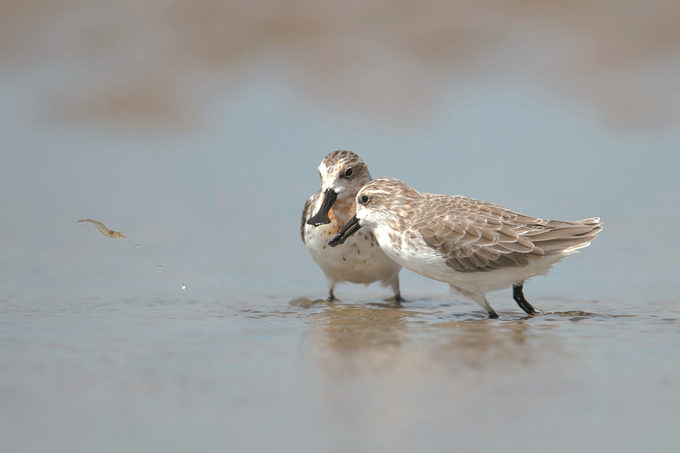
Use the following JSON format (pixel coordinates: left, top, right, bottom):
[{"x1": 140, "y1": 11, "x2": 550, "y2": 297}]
[{"x1": 419, "y1": 194, "x2": 602, "y2": 272}]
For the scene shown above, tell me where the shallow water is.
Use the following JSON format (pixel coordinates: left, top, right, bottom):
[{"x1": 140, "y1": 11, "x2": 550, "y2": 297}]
[{"x1": 2, "y1": 289, "x2": 679, "y2": 452}]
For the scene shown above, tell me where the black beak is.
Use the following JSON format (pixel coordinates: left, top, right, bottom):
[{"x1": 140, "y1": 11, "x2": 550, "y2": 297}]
[
  {"x1": 306, "y1": 188, "x2": 337, "y2": 226},
  {"x1": 328, "y1": 215, "x2": 362, "y2": 247}
]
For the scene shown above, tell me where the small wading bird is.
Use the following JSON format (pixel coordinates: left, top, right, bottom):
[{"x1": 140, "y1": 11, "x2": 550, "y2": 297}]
[
  {"x1": 301, "y1": 151, "x2": 403, "y2": 302},
  {"x1": 329, "y1": 177, "x2": 602, "y2": 318}
]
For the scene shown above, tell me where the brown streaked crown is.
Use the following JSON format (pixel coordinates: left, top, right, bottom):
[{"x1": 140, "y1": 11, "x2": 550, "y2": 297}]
[
  {"x1": 356, "y1": 177, "x2": 421, "y2": 223},
  {"x1": 320, "y1": 150, "x2": 371, "y2": 185}
]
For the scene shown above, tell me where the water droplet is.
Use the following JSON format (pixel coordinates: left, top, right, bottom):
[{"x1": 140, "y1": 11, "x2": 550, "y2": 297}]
[
  {"x1": 181, "y1": 284, "x2": 187, "y2": 290},
  {"x1": 136, "y1": 244, "x2": 140, "y2": 248},
  {"x1": 158, "y1": 265, "x2": 162, "y2": 269}
]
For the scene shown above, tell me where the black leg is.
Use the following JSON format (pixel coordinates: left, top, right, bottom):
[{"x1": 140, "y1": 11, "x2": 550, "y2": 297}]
[
  {"x1": 394, "y1": 291, "x2": 405, "y2": 303},
  {"x1": 488, "y1": 310, "x2": 499, "y2": 319},
  {"x1": 512, "y1": 283, "x2": 540, "y2": 315},
  {"x1": 327, "y1": 288, "x2": 337, "y2": 302}
]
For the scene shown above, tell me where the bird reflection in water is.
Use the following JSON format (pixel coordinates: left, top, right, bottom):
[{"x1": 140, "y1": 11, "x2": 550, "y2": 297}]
[{"x1": 299, "y1": 300, "x2": 568, "y2": 378}]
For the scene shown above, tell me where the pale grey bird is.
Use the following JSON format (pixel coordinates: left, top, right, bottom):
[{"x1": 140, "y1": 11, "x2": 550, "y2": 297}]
[{"x1": 330, "y1": 177, "x2": 602, "y2": 318}]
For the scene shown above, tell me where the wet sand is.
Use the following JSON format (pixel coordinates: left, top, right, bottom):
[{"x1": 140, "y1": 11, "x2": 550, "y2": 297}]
[{"x1": 2, "y1": 291, "x2": 678, "y2": 452}]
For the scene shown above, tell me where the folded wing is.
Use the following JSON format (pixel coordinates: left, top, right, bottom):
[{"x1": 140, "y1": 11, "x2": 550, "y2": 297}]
[{"x1": 414, "y1": 196, "x2": 602, "y2": 273}]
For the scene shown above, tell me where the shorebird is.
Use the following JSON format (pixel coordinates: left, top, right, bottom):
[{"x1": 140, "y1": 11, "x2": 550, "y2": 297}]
[
  {"x1": 329, "y1": 177, "x2": 602, "y2": 318},
  {"x1": 302, "y1": 151, "x2": 403, "y2": 301}
]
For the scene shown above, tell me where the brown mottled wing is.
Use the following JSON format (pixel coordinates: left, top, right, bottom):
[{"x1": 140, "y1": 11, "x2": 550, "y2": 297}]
[
  {"x1": 301, "y1": 194, "x2": 315, "y2": 244},
  {"x1": 414, "y1": 195, "x2": 602, "y2": 272}
]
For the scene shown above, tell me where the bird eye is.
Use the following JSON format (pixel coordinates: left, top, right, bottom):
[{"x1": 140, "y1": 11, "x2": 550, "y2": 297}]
[
  {"x1": 360, "y1": 195, "x2": 370, "y2": 205},
  {"x1": 343, "y1": 168, "x2": 353, "y2": 178}
]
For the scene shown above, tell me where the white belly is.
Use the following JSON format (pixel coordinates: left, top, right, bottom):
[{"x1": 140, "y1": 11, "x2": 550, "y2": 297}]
[{"x1": 304, "y1": 223, "x2": 401, "y2": 285}]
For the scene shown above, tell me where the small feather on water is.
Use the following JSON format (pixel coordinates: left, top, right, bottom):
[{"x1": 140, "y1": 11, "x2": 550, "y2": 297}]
[
  {"x1": 76, "y1": 219, "x2": 126, "y2": 239},
  {"x1": 76, "y1": 218, "x2": 187, "y2": 291}
]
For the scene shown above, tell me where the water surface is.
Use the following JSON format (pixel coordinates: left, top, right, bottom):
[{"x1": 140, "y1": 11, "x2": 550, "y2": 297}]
[{"x1": 2, "y1": 289, "x2": 678, "y2": 452}]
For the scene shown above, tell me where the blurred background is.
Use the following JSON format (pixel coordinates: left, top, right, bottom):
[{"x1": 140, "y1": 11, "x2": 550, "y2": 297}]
[
  {"x1": 2, "y1": 0, "x2": 679, "y2": 298},
  {"x1": 2, "y1": 1, "x2": 680, "y2": 452}
]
